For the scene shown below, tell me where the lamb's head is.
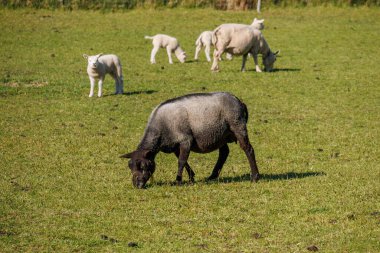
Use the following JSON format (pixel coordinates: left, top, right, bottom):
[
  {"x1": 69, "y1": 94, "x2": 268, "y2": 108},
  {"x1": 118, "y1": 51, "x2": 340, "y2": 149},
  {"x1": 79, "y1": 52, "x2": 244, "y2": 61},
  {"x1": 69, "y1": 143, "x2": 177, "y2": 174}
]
[
  {"x1": 83, "y1": 53, "x2": 103, "y2": 68},
  {"x1": 251, "y1": 18, "x2": 264, "y2": 30},
  {"x1": 120, "y1": 150, "x2": 156, "y2": 189},
  {"x1": 175, "y1": 50, "x2": 187, "y2": 63},
  {"x1": 263, "y1": 50, "x2": 279, "y2": 72}
]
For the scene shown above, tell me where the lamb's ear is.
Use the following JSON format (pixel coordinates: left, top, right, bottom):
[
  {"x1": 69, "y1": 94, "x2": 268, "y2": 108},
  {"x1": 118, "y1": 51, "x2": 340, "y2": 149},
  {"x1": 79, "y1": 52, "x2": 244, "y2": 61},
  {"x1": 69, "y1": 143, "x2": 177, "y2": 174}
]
[
  {"x1": 83, "y1": 54, "x2": 88, "y2": 59},
  {"x1": 258, "y1": 19, "x2": 264, "y2": 23},
  {"x1": 97, "y1": 53, "x2": 103, "y2": 58},
  {"x1": 120, "y1": 152, "x2": 133, "y2": 159}
]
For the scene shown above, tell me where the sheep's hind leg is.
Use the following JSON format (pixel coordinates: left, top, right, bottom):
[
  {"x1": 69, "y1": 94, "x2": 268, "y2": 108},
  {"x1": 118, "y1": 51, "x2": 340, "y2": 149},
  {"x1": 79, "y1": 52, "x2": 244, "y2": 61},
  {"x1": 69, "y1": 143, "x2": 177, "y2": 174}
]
[
  {"x1": 208, "y1": 144, "x2": 229, "y2": 181},
  {"x1": 175, "y1": 149, "x2": 195, "y2": 184},
  {"x1": 232, "y1": 126, "x2": 260, "y2": 182}
]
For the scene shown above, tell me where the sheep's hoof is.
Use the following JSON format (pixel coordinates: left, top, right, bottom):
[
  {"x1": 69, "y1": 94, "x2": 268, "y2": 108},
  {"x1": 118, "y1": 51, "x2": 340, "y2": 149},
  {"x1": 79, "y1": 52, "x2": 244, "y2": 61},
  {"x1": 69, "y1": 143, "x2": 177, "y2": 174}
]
[{"x1": 251, "y1": 173, "x2": 260, "y2": 183}]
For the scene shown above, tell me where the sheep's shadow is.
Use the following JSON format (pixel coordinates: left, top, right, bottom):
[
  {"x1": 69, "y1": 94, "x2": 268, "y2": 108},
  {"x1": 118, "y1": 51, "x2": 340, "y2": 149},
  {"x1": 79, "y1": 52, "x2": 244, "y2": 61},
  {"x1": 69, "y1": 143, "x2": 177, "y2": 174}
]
[
  {"x1": 148, "y1": 171, "x2": 325, "y2": 188},
  {"x1": 212, "y1": 171, "x2": 325, "y2": 184},
  {"x1": 103, "y1": 90, "x2": 157, "y2": 97}
]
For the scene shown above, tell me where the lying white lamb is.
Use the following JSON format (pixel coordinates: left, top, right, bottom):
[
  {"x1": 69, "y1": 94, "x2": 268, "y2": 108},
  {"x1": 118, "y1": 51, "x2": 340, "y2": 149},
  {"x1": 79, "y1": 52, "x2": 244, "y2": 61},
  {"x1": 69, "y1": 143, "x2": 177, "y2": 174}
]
[
  {"x1": 144, "y1": 34, "x2": 187, "y2": 64},
  {"x1": 194, "y1": 18, "x2": 264, "y2": 62},
  {"x1": 83, "y1": 53, "x2": 124, "y2": 97}
]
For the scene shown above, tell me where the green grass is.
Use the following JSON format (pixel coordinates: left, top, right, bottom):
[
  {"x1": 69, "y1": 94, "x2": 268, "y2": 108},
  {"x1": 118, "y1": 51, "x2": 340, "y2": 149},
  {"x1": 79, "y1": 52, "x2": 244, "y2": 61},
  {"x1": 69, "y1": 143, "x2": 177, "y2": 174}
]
[{"x1": 0, "y1": 7, "x2": 379, "y2": 252}]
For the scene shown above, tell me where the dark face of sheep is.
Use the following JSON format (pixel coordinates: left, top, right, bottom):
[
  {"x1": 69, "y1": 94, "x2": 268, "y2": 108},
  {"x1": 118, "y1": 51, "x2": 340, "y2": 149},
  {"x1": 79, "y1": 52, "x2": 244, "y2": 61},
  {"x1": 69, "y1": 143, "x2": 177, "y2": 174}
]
[
  {"x1": 263, "y1": 50, "x2": 279, "y2": 72},
  {"x1": 120, "y1": 151, "x2": 156, "y2": 189}
]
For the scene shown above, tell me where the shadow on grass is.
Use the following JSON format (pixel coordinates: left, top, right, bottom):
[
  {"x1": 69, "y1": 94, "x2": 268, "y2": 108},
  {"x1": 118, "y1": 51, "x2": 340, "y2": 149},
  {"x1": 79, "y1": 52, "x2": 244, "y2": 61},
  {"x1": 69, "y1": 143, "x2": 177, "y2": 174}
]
[
  {"x1": 148, "y1": 171, "x2": 325, "y2": 188},
  {"x1": 103, "y1": 90, "x2": 157, "y2": 97},
  {"x1": 214, "y1": 171, "x2": 326, "y2": 184},
  {"x1": 271, "y1": 68, "x2": 301, "y2": 72}
]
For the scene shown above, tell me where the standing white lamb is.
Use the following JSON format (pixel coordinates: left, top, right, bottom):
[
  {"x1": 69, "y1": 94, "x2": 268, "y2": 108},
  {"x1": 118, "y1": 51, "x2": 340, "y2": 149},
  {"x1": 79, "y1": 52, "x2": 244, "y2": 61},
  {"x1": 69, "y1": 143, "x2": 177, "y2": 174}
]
[
  {"x1": 144, "y1": 34, "x2": 187, "y2": 64},
  {"x1": 83, "y1": 53, "x2": 124, "y2": 97},
  {"x1": 194, "y1": 18, "x2": 264, "y2": 62}
]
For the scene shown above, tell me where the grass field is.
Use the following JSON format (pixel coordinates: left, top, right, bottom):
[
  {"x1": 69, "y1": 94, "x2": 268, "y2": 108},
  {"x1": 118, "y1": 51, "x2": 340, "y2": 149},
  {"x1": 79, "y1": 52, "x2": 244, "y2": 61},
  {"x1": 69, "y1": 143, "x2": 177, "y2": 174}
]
[{"x1": 0, "y1": 6, "x2": 379, "y2": 252}]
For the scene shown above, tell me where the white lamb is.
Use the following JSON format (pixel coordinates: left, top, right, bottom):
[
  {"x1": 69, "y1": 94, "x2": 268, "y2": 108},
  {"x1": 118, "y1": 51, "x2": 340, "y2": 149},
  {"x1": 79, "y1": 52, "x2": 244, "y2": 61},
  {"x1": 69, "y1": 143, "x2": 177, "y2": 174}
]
[
  {"x1": 144, "y1": 34, "x2": 187, "y2": 64},
  {"x1": 83, "y1": 53, "x2": 124, "y2": 97},
  {"x1": 194, "y1": 18, "x2": 264, "y2": 62}
]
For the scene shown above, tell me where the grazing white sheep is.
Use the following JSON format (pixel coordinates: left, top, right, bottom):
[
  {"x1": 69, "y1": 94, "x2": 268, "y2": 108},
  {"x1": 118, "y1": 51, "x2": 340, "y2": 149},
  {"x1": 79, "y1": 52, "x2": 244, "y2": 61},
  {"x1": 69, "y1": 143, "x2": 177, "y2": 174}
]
[
  {"x1": 211, "y1": 24, "x2": 278, "y2": 72},
  {"x1": 83, "y1": 53, "x2": 124, "y2": 97},
  {"x1": 144, "y1": 34, "x2": 187, "y2": 64},
  {"x1": 194, "y1": 18, "x2": 264, "y2": 62}
]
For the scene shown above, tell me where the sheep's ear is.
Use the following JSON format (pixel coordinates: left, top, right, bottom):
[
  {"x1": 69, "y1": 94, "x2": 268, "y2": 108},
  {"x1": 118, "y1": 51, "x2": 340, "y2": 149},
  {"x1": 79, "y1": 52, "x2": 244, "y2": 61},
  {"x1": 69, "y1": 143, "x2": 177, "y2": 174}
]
[
  {"x1": 253, "y1": 18, "x2": 257, "y2": 22},
  {"x1": 120, "y1": 152, "x2": 133, "y2": 159},
  {"x1": 97, "y1": 53, "x2": 103, "y2": 58},
  {"x1": 274, "y1": 50, "x2": 280, "y2": 55},
  {"x1": 83, "y1": 54, "x2": 88, "y2": 59}
]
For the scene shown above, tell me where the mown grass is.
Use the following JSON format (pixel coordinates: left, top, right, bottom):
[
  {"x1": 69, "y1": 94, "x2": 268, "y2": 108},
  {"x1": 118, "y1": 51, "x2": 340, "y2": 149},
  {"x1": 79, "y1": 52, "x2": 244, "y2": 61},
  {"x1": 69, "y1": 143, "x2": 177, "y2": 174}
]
[{"x1": 0, "y1": 7, "x2": 379, "y2": 252}]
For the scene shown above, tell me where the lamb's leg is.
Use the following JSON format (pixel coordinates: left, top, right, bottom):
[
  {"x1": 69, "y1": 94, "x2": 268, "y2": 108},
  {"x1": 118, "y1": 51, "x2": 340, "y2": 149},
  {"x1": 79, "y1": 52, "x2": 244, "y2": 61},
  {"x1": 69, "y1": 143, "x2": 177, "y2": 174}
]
[
  {"x1": 208, "y1": 144, "x2": 229, "y2": 181},
  {"x1": 118, "y1": 75, "x2": 124, "y2": 94},
  {"x1": 150, "y1": 46, "x2": 159, "y2": 64},
  {"x1": 204, "y1": 44, "x2": 211, "y2": 62},
  {"x1": 166, "y1": 47, "x2": 173, "y2": 64},
  {"x1": 174, "y1": 150, "x2": 195, "y2": 183},
  {"x1": 112, "y1": 74, "x2": 119, "y2": 95},
  {"x1": 176, "y1": 142, "x2": 191, "y2": 185},
  {"x1": 226, "y1": 53, "x2": 233, "y2": 60},
  {"x1": 97, "y1": 77, "x2": 104, "y2": 97},
  {"x1": 241, "y1": 53, "x2": 248, "y2": 72},
  {"x1": 253, "y1": 53, "x2": 262, "y2": 72},
  {"x1": 89, "y1": 76, "x2": 95, "y2": 97},
  {"x1": 194, "y1": 44, "x2": 202, "y2": 60},
  {"x1": 231, "y1": 126, "x2": 260, "y2": 182}
]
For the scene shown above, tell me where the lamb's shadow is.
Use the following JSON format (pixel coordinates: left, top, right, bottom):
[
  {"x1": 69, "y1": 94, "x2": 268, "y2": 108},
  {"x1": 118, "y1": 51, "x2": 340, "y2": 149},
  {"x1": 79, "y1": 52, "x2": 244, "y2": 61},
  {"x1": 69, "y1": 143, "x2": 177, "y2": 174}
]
[
  {"x1": 123, "y1": 90, "x2": 157, "y2": 96},
  {"x1": 271, "y1": 68, "x2": 301, "y2": 72},
  {"x1": 103, "y1": 90, "x2": 157, "y2": 97},
  {"x1": 148, "y1": 171, "x2": 325, "y2": 188}
]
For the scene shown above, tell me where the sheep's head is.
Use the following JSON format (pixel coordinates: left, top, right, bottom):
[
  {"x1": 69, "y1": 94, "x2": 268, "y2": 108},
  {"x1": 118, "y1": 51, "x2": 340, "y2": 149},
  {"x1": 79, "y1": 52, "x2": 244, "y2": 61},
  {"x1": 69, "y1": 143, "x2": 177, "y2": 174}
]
[
  {"x1": 251, "y1": 18, "x2": 264, "y2": 30},
  {"x1": 83, "y1": 53, "x2": 103, "y2": 68},
  {"x1": 120, "y1": 150, "x2": 156, "y2": 189},
  {"x1": 263, "y1": 50, "x2": 279, "y2": 72}
]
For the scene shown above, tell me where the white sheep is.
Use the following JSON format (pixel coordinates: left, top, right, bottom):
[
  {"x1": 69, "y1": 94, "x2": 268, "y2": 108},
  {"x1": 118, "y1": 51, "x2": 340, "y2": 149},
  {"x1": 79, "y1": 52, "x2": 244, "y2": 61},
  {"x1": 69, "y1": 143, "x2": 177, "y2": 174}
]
[
  {"x1": 144, "y1": 34, "x2": 187, "y2": 64},
  {"x1": 195, "y1": 18, "x2": 264, "y2": 62},
  {"x1": 83, "y1": 53, "x2": 124, "y2": 97}
]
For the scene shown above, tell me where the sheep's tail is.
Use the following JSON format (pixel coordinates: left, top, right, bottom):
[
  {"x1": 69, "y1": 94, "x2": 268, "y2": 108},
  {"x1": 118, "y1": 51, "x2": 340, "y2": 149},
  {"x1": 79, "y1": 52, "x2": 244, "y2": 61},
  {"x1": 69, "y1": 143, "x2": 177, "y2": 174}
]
[
  {"x1": 144, "y1": 35, "x2": 154, "y2": 40},
  {"x1": 241, "y1": 101, "x2": 249, "y2": 123}
]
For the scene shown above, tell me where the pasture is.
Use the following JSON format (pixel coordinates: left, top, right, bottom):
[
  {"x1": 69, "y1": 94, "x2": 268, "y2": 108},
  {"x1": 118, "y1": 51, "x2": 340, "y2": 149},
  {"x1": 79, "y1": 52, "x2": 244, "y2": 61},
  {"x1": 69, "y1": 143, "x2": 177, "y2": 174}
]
[{"x1": 0, "y1": 7, "x2": 379, "y2": 252}]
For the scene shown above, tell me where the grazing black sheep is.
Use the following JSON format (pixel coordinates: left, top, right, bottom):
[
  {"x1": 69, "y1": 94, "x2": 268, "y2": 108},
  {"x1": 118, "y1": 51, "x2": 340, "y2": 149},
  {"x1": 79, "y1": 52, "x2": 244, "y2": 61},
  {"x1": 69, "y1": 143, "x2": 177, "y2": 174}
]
[{"x1": 121, "y1": 92, "x2": 260, "y2": 188}]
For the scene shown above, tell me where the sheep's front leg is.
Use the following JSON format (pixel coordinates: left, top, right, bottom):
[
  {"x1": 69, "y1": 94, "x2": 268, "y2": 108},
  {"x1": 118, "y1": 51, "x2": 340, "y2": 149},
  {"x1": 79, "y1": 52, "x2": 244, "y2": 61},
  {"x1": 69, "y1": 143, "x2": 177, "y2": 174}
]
[
  {"x1": 241, "y1": 54, "x2": 248, "y2": 72},
  {"x1": 89, "y1": 76, "x2": 96, "y2": 97},
  {"x1": 176, "y1": 142, "x2": 191, "y2": 185},
  {"x1": 166, "y1": 47, "x2": 173, "y2": 64},
  {"x1": 97, "y1": 77, "x2": 104, "y2": 97},
  {"x1": 211, "y1": 49, "x2": 222, "y2": 71},
  {"x1": 208, "y1": 144, "x2": 229, "y2": 181},
  {"x1": 150, "y1": 46, "x2": 159, "y2": 64},
  {"x1": 253, "y1": 53, "x2": 262, "y2": 72},
  {"x1": 174, "y1": 150, "x2": 195, "y2": 183}
]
